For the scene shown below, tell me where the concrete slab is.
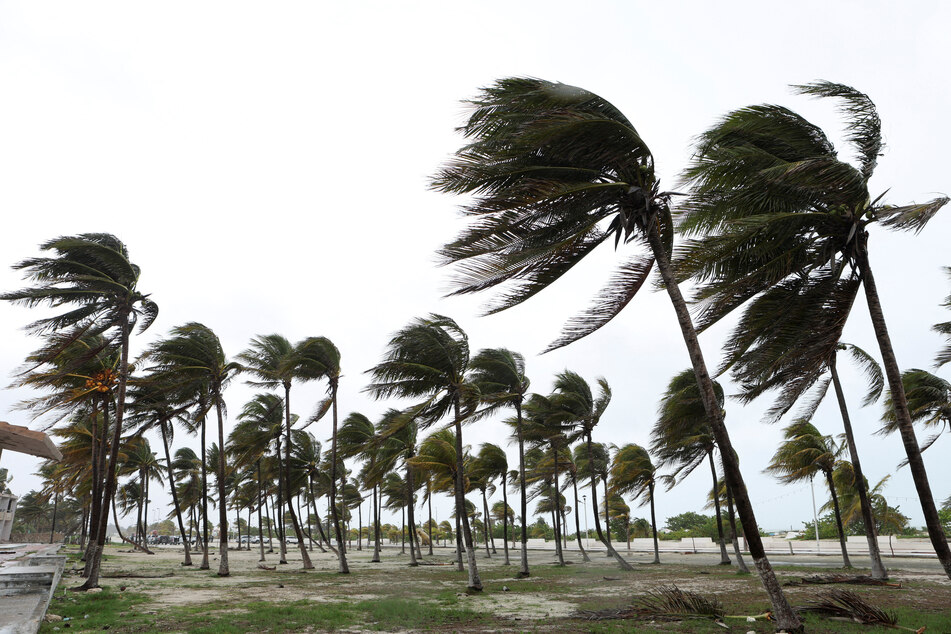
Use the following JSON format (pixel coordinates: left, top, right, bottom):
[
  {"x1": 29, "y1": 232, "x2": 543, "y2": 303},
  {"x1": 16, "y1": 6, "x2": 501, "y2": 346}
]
[{"x1": 0, "y1": 545, "x2": 64, "y2": 634}]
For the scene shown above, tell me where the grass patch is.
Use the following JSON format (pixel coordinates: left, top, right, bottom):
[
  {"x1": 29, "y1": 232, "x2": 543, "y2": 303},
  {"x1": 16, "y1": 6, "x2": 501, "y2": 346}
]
[{"x1": 39, "y1": 587, "x2": 151, "y2": 633}]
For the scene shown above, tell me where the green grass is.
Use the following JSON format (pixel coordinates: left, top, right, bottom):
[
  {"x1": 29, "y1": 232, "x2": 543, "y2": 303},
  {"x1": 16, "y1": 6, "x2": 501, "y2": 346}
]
[{"x1": 40, "y1": 587, "x2": 152, "y2": 632}]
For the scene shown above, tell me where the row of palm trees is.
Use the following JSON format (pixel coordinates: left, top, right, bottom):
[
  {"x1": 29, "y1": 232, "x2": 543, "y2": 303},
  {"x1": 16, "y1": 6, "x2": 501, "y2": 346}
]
[{"x1": 4, "y1": 77, "x2": 949, "y2": 634}]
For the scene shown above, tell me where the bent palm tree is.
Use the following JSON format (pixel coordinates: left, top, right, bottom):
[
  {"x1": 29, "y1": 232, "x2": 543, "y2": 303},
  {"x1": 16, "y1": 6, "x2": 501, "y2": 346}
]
[
  {"x1": 551, "y1": 372, "x2": 631, "y2": 570},
  {"x1": 2, "y1": 233, "x2": 157, "y2": 590},
  {"x1": 143, "y1": 323, "x2": 239, "y2": 576},
  {"x1": 610, "y1": 444, "x2": 661, "y2": 564},
  {"x1": 933, "y1": 268, "x2": 951, "y2": 368},
  {"x1": 469, "y1": 348, "x2": 530, "y2": 575},
  {"x1": 880, "y1": 369, "x2": 951, "y2": 457},
  {"x1": 298, "y1": 336, "x2": 348, "y2": 573},
  {"x1": 677, "y1": 81, "x2": 950, "y2": 579},
  {"x1": 765, "y1": 421, "x2": 851, "y2": 567},
  {"x1": 367, "y1": 315, "x2": 482, "y2": 590},
  {"x1": 431, "y1": 79, "x2": 795, "y2": 627},
  {"x1": 651, "y1": 370, "x2": 731, "y2": 566},
  {"x1": 238, "y1": 335, "x2": 316, "y2": 570}
]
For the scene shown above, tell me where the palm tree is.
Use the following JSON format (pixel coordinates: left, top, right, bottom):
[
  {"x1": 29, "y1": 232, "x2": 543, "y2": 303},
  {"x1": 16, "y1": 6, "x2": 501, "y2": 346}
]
[
  {"x1": 651, "y1": 370, "x2": 731, "y2": 566},
  {"x1": 934, "y1": 268, "x2": 951, "y2": 368},
  {"x1": 372, "y1": 409, "x2": 423, "y2": 565},
  {"x1": 297, "y1": 336, "x2": 348, "y2": 573},
  {"x1": 765, "y1": 421, "x2": 851, "y2": 567},
  {"x1": 880, "y1": 369, "x2": 951, "y2": 456},
  {"x1": 609, "y1": 444, "x2": 661, "y2": 564},
  {"x1": 143, "y1": 323, "x2": 239, "y2": 576},
  {"x1": 2, "y1": 233, "x2": 158, "y2": 590},
  {"x1": 468, "y1": 348, "x2": 530, "y2": 574},
  {"x1": 230, "y1": 393, "x2": 286, "y2": 561},
  {"x1": 237, "y1": 334, "x2": 321, "y2": 570},
  {"x1": 366, "y1": 314, "x2": 482, "y2": 590},
  {"x1": 126, "y1": 375, "x2": 196, "y2": 565},
  {"x1": 473, "y1": 443, "x2": 510, "y2": 564},
  {"x1": 431, "y1": 79, "x2": 798, "y2": 627},
  {"x1": 338, "y1": 412, "x2": 379, "y2": 560},
  {"x1": 410, "y1": 429, "x2": 464, "y2": 569},
  {"x1": 550, "y1": 372, "x2": 632, "y2": 570},
  {"x1": 677, "y1": 81, "x2": 950, "y2": 580}
]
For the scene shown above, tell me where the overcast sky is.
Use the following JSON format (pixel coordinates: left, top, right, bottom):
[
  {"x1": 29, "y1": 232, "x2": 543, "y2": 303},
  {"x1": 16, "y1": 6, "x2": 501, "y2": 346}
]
[{"x1": 1, "y1": 1, "x2": 949, "y2": 535}]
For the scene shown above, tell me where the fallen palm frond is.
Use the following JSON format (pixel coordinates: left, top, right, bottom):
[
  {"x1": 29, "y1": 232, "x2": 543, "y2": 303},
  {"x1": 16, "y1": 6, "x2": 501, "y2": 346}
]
[
  {"x1": 799, "y1": 589, "x2": 924, "y2": 632},
  {"x1": 784, "y1": 574, "x2": 901, "y2": 588},
  {"x1": 576, "y1": 585, "x2": 726, "y2": 623}
]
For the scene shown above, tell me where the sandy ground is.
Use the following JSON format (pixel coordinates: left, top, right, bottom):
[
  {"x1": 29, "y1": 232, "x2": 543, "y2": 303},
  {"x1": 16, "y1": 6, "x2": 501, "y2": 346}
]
[{"x1": 53, "y1": 541, "x2": 951, "y2": 626}]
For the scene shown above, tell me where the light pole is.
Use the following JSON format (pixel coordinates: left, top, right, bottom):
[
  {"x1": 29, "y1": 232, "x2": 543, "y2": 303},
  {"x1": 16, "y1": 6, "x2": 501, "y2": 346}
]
[{"x1": 581, "y1": 495, "x2": 590, "y2": 550}]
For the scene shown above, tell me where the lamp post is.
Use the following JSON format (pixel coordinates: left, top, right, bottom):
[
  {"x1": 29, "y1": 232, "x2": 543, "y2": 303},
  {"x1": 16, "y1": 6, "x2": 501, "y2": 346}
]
[{"x1": 581, "y1": 495, "x2": 590, "y2": 550}]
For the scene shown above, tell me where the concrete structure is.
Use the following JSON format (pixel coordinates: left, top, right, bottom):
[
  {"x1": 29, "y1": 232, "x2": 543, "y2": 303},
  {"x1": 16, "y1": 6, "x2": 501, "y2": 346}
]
[
  {"x1": 0, "y1": 421, "x2": 62, "y2": 462},
  {"x1": 0, "y1": 493, "x2": 17, "y2": 542},
  {"x1": 0, "y1": 421, "x2": 62, "y2": 546},
  {"x1": 0, "y1": 543, "x2": 66, "y2": 634}
]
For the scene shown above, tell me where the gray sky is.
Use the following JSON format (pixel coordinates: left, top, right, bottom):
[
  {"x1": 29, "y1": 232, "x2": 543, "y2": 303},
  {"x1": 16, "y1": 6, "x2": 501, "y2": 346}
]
[{"x1": 1, "y1": 1, "x2": 949, "y2": 534}]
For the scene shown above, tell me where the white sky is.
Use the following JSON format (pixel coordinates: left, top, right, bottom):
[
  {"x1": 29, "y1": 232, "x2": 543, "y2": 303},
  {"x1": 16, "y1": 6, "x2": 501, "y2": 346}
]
[{"x1": 1, "y1": 1, "x2": 949, "y2": 535}]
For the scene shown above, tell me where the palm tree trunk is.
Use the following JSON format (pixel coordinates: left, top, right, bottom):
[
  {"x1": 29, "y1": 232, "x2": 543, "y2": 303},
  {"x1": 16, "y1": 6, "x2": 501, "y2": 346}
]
[
  {"x1": 427, "y1": 484, "x2": 434, "y2": 557},
  {"x1": 515, "y1": 401, "x2": 530, "y2": 578},
  {"x1": 572, "y1": 477, "x2": 590, "y2": 562},
  {"x1": 357, "y1": 502, "x2": 363, "y2": 551},
  {"x1": 79, "y1": 320, "x2": 136, "y2": 590},
  {"x1": 724, "y1": 482, "x2": 749, "y2": 573},
  {"x1": 857, "y1": 247, "x2": 951, "y2": 579},
  {"x1": 160, "y1": 420, "x2": 192, "y2": 566},
  {"x1": 828, "y1": 356, "x2": 888, "y2": 578},
  {"x1": 501, "y1": 474, "x2": 511, "y2": 565},
  {"x1": 646, "y1": 221, "x2": 801, "y2": 632},
  {"x1": 82, "y1": 401, "x2": 100, "y2": 569},
  {"x1": 256, "y1": 462, "x2": 265, "y2": 561},
  {"x1": 649, "y1": 483, "x2": 660, "y2": 564},
  {"x1": 372, "y1": 485, "x2": 381, "y2": 562},
  {"x1": 552, "y1": 450, "x2": 565, "y2": 566},
  {"x1": 307, "y1": 480, "x2": 330, "y2": 553},
  {"x1": 400, "y1": 506, "x2": 406, "y2": 554},
  {"x1": 282, "y1": 385, "x2": 314, "y2": 570},
  {"x1": 200, "y1": 413, "x2": 211, "y2": 570},
  {"x1": 264, "y1": 490, "x2": 274, "y2": 553},
  {"x1": 406, "y1": 465, "x2": 418, "y2": 566},
  {"x1": 708, "y1": 452, "x2": 731, "y2": 565},
  {"x1": 585, "y1": 433, "x2": 633, "y2": 570},
  {"x1": 214, "y1": 397, "x2": 230, "y2": 576},
  {"x1": 326, "y1": 385, "x2": 349, "y2": 573},
  {"x1": 602, "y1": 475, "x2": 613, "y2": 558},
  {"x1": 453, "y1": 397, "x2": 482, "y2": 590},
  {"x1": 481, "y1": 489, "x2": 492, "y2": 559},
  {"x1": 274, "y1": 439, "x2": 288, "y2": 563},
  {"x1": 455, "y1": 513, "x2": 464, "y2": 571},
  {"x1": 824, "y1": 469, "x2": 852, "y2": 568}
]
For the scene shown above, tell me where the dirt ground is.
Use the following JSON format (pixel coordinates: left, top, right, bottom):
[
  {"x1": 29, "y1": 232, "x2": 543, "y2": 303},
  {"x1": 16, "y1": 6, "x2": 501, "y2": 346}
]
[{"x1": 46, "y1": 542, "x2": 951, "y2": 632}]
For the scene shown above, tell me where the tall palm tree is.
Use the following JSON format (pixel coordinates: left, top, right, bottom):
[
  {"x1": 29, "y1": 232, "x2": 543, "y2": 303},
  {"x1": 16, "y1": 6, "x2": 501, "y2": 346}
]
[
  {"x1": 230, "y1": 393, "x2": 285, "y2": 561},
  {"x1": 550, "y1": 371, "x2": 632, "y2": 570},
  {"x1": 473, "y1": 443, "x2": 510, "y2": 564},
  {"x1": 298, "y1": 336, "x2": 348, "y2": 573},
  {"x1": 677, "y1": 81, "x2": 950, "y2": 579},
  {"x1": 765, "y1": 421, "x2": 851, "y2": 567},
  {"x1": 651, "y1": 370, "x2": 731, "y2": 566},
  {"x1": 372, "y1": 409, "x2": 423, "y2": 565},
  {"x1": 126, "y1": 375, "x2": 196, "y2": 565},
  {"x1": 2, "y1": 233, "x2": 158, "y2": 590},
  {"x1": 711, "y1": 283, "x2": 889, "y2": 579},
  {"x1": 366, "y1": 314, "x2": 482, "y2": 590},
  {"x1": 143, "y1": 323, "x2": 239, "y2": 576},
  {"x1": 431, "y1": 79, "x2": 798, "y2": 626},
  {"x1": 609, "y1": 444, "x2": 661, "y2": 564},
  {"x1": 237, "y1": 334, "x2": 320, "y2": 570},
  {"x1": 468, "y1": 348, "x2": 530, "y2": 574},
  {"x1": 338, "y1": 412, "x2": 379, "y2": 560}
]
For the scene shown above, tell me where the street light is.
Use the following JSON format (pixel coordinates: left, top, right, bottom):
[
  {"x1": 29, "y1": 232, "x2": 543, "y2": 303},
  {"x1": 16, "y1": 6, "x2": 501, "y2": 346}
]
[{"x1": 581, "y1": 495, "x2": 590, "y2": 550}]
